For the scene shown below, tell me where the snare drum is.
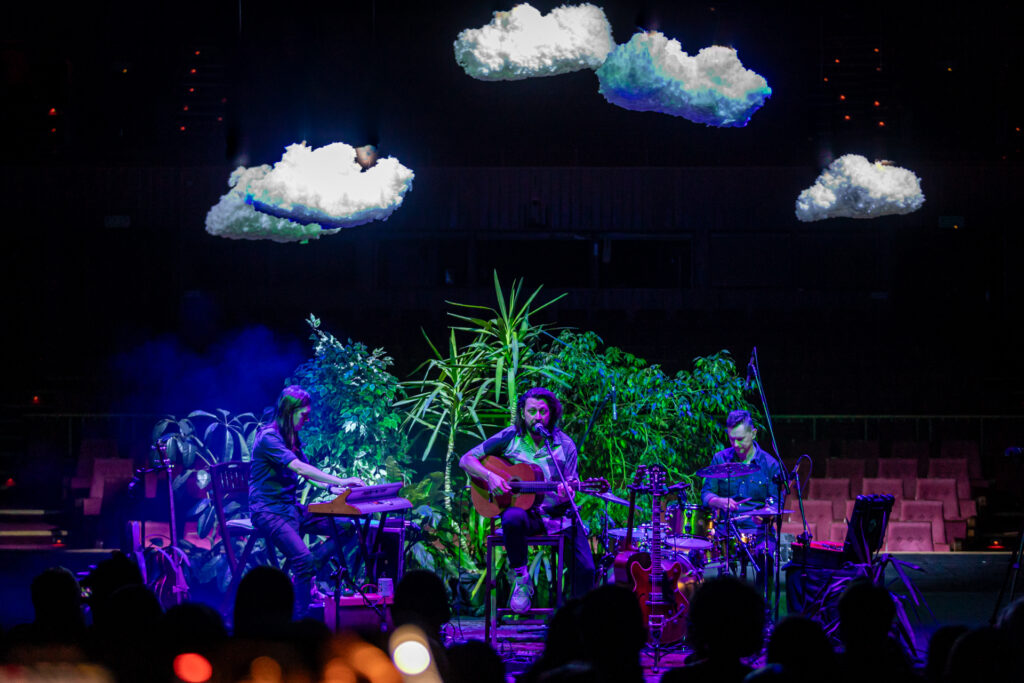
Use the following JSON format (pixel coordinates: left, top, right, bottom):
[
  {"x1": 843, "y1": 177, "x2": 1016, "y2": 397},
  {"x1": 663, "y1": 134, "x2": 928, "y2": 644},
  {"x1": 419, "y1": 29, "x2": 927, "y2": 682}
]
[{"x1": 669, "y1": 503, "x2": 714, "y2": 538}]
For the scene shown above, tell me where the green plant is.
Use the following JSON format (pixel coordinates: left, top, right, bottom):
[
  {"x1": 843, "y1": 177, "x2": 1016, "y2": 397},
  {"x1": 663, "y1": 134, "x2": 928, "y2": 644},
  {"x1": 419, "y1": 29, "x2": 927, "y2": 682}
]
[
  {"x1": 448, "y1": 271, "x2": 567, "y2": 423},
  {"x1": 539, "y1": 330, "x2": 757, "y2": 526},
  {"x1": 289, "y1": 314, "x2": 410, "y2": 500}
]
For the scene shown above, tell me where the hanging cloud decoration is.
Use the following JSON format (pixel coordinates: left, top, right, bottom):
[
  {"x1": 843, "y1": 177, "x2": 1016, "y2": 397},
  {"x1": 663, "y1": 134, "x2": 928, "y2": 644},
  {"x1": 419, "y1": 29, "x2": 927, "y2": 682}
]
[
  {"x1": 205, "y1": 142, "x2": 414, "y2": 242},
  {"x1": 205, "y1": 188, "x2": 334, "y2": 244},
  {"x1": 454, "y1": 3, "x2": 614, "y2": 81},
  {"x1": 795, "y1": 154, "x2": 925, "y2": 222},
  {"x1": 596, "y1": 31, "x2": 771, "y2": 127}
]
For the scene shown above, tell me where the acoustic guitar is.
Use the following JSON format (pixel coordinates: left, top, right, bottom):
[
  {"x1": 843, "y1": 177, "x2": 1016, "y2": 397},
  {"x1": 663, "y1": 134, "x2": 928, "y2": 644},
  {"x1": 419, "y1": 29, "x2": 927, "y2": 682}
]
[{"x1": 468, "y1": 454, "x2": 609, "y2": 518}]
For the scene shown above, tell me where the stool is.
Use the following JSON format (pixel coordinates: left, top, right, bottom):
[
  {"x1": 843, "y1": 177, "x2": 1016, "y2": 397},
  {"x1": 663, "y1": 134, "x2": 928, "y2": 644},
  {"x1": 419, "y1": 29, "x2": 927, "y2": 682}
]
[{"x1": 485, "y1": 531, "x2": 565, "y2": 648}]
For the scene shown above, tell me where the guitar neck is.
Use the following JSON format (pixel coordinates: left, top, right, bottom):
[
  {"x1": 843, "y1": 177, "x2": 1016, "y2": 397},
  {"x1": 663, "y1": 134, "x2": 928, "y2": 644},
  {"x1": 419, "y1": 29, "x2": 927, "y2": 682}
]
[{"x1": 508, "y1": 481, "x2": 574, "y2": 493}]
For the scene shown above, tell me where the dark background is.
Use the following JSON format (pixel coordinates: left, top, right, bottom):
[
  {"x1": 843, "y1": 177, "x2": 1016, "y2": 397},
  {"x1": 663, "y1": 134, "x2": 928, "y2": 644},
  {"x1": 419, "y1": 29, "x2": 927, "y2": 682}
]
[{"x1": 2, "y1": 0, "x2": 1022, "y2": 417}]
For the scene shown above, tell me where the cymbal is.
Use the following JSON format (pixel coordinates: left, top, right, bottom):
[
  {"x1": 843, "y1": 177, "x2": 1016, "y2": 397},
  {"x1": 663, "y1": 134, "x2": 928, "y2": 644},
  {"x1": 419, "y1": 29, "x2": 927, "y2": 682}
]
[
  {"x1": 696, "y1": 462, "x2": 759, "y2": 479},
  {"x1": 590, "y1": 490, "x2": 629, "y2": 506},
  {"x1": 733, "y1": 506, "x2": 793, "y2": 518}
]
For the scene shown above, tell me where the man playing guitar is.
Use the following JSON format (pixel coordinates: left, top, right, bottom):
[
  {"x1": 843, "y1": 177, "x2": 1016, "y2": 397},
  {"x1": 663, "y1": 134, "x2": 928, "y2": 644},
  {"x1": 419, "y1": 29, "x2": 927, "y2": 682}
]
[{"x1": 459, "y1": 387, "x2": 595, "y2": 613}]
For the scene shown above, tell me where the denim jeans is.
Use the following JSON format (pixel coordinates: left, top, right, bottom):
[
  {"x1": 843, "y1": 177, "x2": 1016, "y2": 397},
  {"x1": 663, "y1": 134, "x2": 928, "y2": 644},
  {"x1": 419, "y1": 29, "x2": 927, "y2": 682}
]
[
  {"x1": 252, "y1": 506, "x2": 353, "y2": 618},
  {"x1": 500, "y1": 506, "x2": 595, "y2": 599}
]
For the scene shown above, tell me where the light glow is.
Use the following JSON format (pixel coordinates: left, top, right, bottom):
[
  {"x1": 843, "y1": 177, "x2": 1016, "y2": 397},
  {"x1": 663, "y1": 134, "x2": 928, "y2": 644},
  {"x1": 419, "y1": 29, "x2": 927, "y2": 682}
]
[
  {"x1": 173, "y1": 653, "x2": 213, "y2": 683},
  {"x1": 596, "y1": 31, "x2": 771, "y2": 127},
  {"x1": 454, "y1": 3, "x2": 614, "y2": 81},
  {"x1": 795, "y1": 154, "x2": 925, "y2": 222},
  {"x1": 392, "y1": 641, "x2": 431, "y2": 675}
]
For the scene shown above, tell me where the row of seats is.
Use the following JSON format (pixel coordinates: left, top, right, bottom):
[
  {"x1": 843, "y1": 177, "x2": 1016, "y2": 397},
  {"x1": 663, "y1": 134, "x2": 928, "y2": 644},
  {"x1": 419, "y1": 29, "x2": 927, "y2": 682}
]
[
  {"x1": 780, "y1": 458, "x2": 979, "y2": 552},
  {"x1": 790, "y1": 439, "x2": 984, "y2": 481}
]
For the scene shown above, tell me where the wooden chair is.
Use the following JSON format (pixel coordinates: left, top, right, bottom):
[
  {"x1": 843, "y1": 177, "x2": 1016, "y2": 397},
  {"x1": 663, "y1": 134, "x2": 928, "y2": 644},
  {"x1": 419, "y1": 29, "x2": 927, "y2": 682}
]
[
  {"x1": 209, "y1": 462, "x2": 280, "y2": 609},
  {"x1": 484, "y1": 523, "x2": 565, "y2": 648}
]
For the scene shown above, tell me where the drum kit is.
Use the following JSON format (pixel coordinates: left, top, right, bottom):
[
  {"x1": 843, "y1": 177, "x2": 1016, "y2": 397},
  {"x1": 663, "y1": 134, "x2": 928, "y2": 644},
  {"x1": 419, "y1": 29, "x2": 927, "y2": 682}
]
[{"x1": 594, "y1": 461, "x2": 792, "y2": 584}]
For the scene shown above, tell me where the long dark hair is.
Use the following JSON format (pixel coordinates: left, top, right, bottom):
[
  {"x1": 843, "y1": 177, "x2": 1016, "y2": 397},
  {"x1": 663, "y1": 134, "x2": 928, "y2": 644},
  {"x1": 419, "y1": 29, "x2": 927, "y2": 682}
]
[
  {"x1": 261, "y1": 385, "x2": 311, "y2": 452},
  {"x1": 515, "y1": 387, "x2": 563, "y2": 436}
]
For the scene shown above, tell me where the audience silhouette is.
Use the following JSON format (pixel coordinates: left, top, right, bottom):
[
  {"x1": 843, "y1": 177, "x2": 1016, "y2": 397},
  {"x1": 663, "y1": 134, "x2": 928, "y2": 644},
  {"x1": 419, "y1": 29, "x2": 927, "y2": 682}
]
[
  {"x1": 661, "y1": 575, "x2": 765, "y2": 683},
  {"x1": 8, "y1": 551, "x2": 1018, "y2": 683}
]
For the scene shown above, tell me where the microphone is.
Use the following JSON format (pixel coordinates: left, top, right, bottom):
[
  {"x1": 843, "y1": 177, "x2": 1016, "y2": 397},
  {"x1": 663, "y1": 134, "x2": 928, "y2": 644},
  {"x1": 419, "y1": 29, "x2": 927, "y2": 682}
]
[
  {"x1": 745, "y1": 348, "x2": 757, "y2": 390},
  {"x1": 532, "y1": 423, "x2": 551, "y2": 438}
]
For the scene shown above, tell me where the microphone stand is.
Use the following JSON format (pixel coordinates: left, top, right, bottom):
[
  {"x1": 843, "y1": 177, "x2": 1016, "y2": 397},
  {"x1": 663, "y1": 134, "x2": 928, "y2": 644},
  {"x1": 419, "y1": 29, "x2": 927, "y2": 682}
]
[
  {"x1": 537, "y1": 427, "x2": 587, "y2": 533},
  {"x1": 747, "y1": 347, "x2": 788, "y2": 623}
]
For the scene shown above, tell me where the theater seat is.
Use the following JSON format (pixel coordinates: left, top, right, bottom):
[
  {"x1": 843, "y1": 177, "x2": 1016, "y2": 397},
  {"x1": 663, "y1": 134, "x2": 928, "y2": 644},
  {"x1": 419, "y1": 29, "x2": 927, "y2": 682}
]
[
  {"x1": 807, "y1": 477, "x2": 851, "y2": 521},
  {"x1": 884, "y1": 521, "x2": 934, "y2": 552},
  {"x1": 899, "y1": 500, "x2": 946, "y2": 545}
]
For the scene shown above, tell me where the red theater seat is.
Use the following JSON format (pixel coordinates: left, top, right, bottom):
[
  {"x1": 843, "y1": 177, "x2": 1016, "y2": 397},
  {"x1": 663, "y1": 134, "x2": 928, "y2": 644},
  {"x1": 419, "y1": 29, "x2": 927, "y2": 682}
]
[
  {"x1": 899, "y1": 500, "x2": 947, "y2": 545},
  {"x1": 807, "y1": 477, "x2": 852, "y2": 521},
  {"x1": 825, "y1": 459, "x2": 867, "y2": 499},
  {"x1": 916, "y1": 478, "x2": 961, "y2": 520},
  {"x1": 939, "y1": 440, "x2": 983, "y2": 480},
  {"x1": 861, "y1": 477, "x2": 905, "y2": 511},
  {"x1": 927, "y1": 458, "x2": 971, "y2": 500},
  {"x1": 885, "y1": 522, "x2": 934, "y2": 552},
  {"x1": 876, "y1": 458, "x2": 919, "y2": 499}
]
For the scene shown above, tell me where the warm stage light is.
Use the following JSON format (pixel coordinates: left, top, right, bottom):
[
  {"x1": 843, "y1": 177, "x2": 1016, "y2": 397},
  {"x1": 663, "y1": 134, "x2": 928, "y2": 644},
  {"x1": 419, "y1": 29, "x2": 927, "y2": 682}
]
[
  {"x1": 873, "y1": 48, "x2": 879, "y2": 53},
  {"x1": 122, "y1": 68, "x2": 127, "y2": 73},
  {"x1": 839, "y1": 94, "x2": 846, "y2": 100},
  {"x1": 878, "y1": 121, "x2": 885, "y2": 127},
  {"x1": 834, "y1": 58, "x2": 840, "y2": 63},
  {"x1": 194, "y1": 50, "x2": 200, "y2": 56},
  {"x1": 48, "y1": 107, "x2": 56, "y2": 116},
  {"x1": 180, "y1": 125, "x2": 186, "y2": 131},
  {"x1": 217, "y1": 116, "x2": 223, "y2": 122},
  {"x1": 50, "y1": 128, "x2": 56, "y2": 133},
  {"x1": 173, "y1": 653, "x2": 212, "y2": 683},
  {"x1": 188, "y1": 87, "x2": 195, "y2": 93},
  {"x1": 392, "y1": 642, "x2": 430, "y2": 675},
  {"x1": 32, "y1": 395, "x2": 40, "y2": 404},
  {"x1": 823, "y1": 77, "x2": 828, "y2": 82},
  {"x1": 873, "y1": 100, "x2": 880, "y2": 106},
  {"x1": 843, "y1": 114, "x2": 850, "y2": 120},
  {"x1": 190, "y1": 68, "x2": 197, "y2": 74},
  {"x1": 183, "y1": 105, "x2": 189, "y2": 111}
]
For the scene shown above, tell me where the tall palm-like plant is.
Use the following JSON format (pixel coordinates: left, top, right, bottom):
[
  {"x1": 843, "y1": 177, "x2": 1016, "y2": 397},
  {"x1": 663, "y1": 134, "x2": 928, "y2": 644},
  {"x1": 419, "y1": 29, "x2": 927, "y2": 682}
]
[
  {"x1": 396, "y1": 329, "x2": 498, "y2": 519},
  {"x1": 448, "y1": 272, "x2": 567, "y2": 423}
]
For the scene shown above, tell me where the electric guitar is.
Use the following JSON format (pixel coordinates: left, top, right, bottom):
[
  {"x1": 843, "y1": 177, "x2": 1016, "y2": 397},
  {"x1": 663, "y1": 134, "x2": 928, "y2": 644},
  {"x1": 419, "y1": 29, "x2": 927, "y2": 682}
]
[{"x1": 468, "y1": 454, "x2": 609, "y2": 518}]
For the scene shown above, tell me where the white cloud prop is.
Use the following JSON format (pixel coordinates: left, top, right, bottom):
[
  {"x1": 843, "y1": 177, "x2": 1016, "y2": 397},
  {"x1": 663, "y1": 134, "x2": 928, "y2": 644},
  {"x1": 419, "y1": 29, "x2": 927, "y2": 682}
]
[
  {"x1": 596, "y1": 31, "x2": 771, "y2": 127},
  {"x1": 795, "y1": 155, "x2": 925, "y2": 222},
  {"x1": 454, "y1": 3, "x2": 614, "y2": 81},
  {"x1": 204, "y1": 142, "x2": 414, "y2": 242}
]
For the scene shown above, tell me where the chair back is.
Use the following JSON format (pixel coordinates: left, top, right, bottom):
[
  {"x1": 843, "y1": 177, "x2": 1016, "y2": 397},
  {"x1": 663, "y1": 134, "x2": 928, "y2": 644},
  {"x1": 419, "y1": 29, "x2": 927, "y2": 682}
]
[{"x1": 209, "y1": 461, "x2": 251, "y2": 570}]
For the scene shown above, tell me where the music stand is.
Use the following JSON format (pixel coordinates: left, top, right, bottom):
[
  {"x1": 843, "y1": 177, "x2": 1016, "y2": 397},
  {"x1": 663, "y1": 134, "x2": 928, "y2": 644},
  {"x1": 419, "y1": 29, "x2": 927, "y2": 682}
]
[{"x1": 843, "y1": 494, "x2": 896, "y2": 564}]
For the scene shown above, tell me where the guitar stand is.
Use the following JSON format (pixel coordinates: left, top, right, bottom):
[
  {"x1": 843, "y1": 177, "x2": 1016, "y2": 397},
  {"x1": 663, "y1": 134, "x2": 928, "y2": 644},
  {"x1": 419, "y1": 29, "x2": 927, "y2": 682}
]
[{"x1": 643, "y1": 627, "x2": 687, "y2": 674}]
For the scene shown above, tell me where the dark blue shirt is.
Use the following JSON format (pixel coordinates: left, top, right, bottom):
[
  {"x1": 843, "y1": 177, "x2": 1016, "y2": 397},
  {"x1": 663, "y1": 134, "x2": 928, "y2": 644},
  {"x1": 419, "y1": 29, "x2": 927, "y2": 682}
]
[
  {"x1": 700, "y1": 442, "x2": 785, "y2": 530},
  {"x1": 249, "y1": 427, "x2": 306, "y2": 516}
]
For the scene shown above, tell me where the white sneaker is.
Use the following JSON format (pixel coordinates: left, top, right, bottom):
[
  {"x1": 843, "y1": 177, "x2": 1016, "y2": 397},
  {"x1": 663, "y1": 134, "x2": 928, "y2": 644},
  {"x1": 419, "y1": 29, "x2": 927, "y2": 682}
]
[{"x1": 509, "y1": 572, "x2": 534, "y2": 614}]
